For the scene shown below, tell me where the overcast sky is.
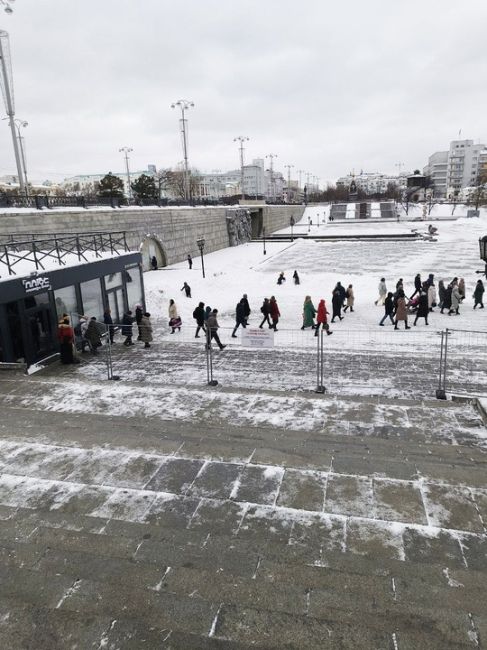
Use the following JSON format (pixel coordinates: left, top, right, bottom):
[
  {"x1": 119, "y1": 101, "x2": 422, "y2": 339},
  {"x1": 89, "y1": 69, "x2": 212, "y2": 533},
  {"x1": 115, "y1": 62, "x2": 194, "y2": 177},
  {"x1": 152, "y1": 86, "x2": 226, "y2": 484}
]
[{"x1": 1, "y1": 0, "x2": 486, "y2": 185}]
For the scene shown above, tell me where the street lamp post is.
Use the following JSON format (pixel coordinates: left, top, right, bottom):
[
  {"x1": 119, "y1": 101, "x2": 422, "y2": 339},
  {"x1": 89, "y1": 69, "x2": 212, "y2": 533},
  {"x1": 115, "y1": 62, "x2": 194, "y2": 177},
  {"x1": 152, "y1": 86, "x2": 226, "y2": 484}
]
[
  {"x1": 171, "y1": 99, "x2": 194, "y2": 203},
  {"x1": 0, "y1": 30, "x2": 26, "y2": 196},
  {"x1": 262, "y1": 226, "x2": 266, "y2": 255},
  {"x1": 119, "y1": 147, "x2": 133, "y2": 199},
  {"x1": 479, "y1": 236, "x2": 487, "y2": 278},
  {"x1": 284, "y1": 164, "x2": 294, "y2": 203},
  {"x1": 197, "y1": 237, "x2": 206, "y2": 278},
  {"x1": 290, "y1": 216, "x2": 295, "y2": 241},
  {"x1": 266, "y1": 154, "x2": 277, "y2": 202},
  {"x1": 2, "y1": 115, "x2": 28, "y2": 194},
  {"x1": 234, "y1": 136, "x2": 249, "y2": 201}
]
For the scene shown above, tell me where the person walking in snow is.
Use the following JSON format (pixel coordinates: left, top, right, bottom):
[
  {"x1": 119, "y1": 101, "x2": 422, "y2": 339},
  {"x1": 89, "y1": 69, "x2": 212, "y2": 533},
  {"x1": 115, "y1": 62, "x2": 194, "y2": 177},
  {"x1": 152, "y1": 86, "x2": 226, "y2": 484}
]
[
  {"x1": 315, "y1": 299, "x2": 333, "y2": 336},
  {"x1": 293, "y1": 270, "x2": 300, "y2": 285},
  {"x1": 343, "y1": 284, "x2": 354, "y2": 313},
  {"x1": 375, "y1": 278, "x2": 387, "y2": 306},
  {"x1": 259, "y1": 298, "x2": 271, "y2": 329},
  {"x1": 241, "y1": 294, "x2": 251, "y2": 324},
  {"x1": 269, "y1": 296, "x2": 280, "y2": 331},
  {"x1": 449, "y1": 283, "x2": 461, "y2": 315},
  {"x1": 207, "y1": 309, "x2": 226, "y2": 350},
  {"x1": 413, "y1": 290, "x2": 429, "y2": 326},
  {"x1": 168, "y1": 299, "x2": 182, "y2": 333},
  {"x1": 331, "y1": 289, "x2": 343, "y2": 323},
  {"x1": 277, "y1": 272, "x2": 286, "y2": 285},
  {"x1": 204, "y1": 305, "x2": 212, "y2": 322},
  {"x1": 473, "y1": 279, "x2": 485, "y2": 309},
  {"x1": 232, "y1": 299, "x2": 247, "y2": 337},
  {"x1": 301, "y1": 296, "x2": 316, "y2": 330},
  {"x1": 410, "y1": 273, "x2": 422, "y2": 300},
  {"x1": 427, "y1": 281, "x2": 437, "y2": 312},
  {"x1": 181, "y1": 282, "x2": 191, "y2": 298},
  {"x1": 193, "y1": 302, "x2": 206, "y2": 337},
  {"x1": 334, "y1": 282, "x2": 347, "y2": 307},
  {"x1": 394, "y1": 290, "x2": 410, "y2": 330},
  {"x1": 139, "y1": 312, "x2": 153, "y2": 348},
  {"x1": 438, "y1": 281, "x2": 448, "y2": 312},
  {"x1": 379, "y1": 292, "x2": 395, "y2": 326},
  {"x1": 121, "y1": 310, "x2": 134, "y2": 346},
  {"x1": 187, "y1": 254, "x2": 193, "y2": 269},
  {"x1": 458, "y1": 278, "x2": 466, "y2": 302}
]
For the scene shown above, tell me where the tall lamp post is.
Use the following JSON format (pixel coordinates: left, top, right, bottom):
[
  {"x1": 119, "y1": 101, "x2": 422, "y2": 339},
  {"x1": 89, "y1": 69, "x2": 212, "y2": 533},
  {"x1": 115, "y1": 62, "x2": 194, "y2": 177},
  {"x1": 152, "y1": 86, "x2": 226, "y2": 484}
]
[
  {"x1": 2, "y1": 115, "x2": 28, "y2": 194},
  {"x1": 0, "y1": 29, "x2": 26, "y2": 196},
  {"x1": 119, "y1": 147, "x2": 133, "y2": 199},
  {"x1": 266, "y1": 154, "x2": 277, "y2": 202},
  {"x1": 234, "y1": 136, "x2": 249, "y2": 201},
  {"x1": 197, "y1": 237, "x2": 206, "y2": 278},
  {"x1": 284, "y1": 164, "x2": 294, "y2": 203},
  {"x1": 171, "y1": 99, "x2": 194, "y2": 203}
]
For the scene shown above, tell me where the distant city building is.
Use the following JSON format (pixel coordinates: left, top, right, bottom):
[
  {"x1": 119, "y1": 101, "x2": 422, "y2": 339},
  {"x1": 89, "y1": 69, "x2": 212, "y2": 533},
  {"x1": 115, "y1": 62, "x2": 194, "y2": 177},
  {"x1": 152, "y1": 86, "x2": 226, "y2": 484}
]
[
  {"x1": 62, "y1": 167, "x2": 156, "y2": 197},
  {"x1": 336, "y1": 171, "x2": 409, "y2": 195},
  {"x1": 423, "y1": 139, "x2": 486, "y2": 198}
]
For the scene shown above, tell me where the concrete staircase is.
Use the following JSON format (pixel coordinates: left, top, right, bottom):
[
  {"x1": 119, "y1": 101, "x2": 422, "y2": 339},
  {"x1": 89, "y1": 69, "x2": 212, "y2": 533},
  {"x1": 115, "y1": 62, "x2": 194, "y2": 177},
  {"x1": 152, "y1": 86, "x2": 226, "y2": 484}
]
[{"x1": 0, "y1": 387, "x2": 485, "y2": 648}]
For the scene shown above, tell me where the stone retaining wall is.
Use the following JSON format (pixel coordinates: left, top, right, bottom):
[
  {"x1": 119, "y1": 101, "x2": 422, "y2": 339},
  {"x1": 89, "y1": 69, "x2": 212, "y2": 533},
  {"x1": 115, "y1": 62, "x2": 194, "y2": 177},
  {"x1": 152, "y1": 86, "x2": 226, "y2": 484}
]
[{"x1": 0, "y1": 204, "x2": 303, "y2": 268}]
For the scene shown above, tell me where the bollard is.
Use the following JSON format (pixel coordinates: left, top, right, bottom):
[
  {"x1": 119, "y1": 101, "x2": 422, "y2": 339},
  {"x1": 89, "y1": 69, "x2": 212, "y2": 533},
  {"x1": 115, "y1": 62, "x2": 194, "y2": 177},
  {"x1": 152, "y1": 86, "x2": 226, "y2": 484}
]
[
  {"x1": 436, "y1": 329, "x2": 448, "y2": 400},
  {"x1": 205, "y1": 328, "x2": 218, "y2": 386},
  {"x1": 315, "y1": 328, "x2": 326, "y2": 393},
  {"x1": 105, "y1": 325, "x2": 120, "y2": 381}
]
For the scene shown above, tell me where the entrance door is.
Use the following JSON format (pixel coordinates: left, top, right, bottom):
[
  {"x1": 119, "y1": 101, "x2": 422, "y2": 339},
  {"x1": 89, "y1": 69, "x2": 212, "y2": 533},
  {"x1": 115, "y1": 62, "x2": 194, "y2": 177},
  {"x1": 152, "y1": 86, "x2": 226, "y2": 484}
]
[
  {"x1": 27, "y1": 307, "x2": 54, "y2": 362},
  {"x1": 107, "y1": 289, "x2": 124, "y2": 325}
]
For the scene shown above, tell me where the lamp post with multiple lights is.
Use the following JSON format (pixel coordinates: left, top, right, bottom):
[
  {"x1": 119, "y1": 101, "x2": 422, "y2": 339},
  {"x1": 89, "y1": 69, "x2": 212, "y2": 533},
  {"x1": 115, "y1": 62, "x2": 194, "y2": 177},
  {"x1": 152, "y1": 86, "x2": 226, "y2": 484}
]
[
  {"x1": 119, "y1": 147, "x2": 133, "y2": 199},
  {"x1": 234, "y1": 136, "x2": 249, "y2": 201},
  {"x1": 171, "y1": 99, "x2": 194, "y2": 203}
]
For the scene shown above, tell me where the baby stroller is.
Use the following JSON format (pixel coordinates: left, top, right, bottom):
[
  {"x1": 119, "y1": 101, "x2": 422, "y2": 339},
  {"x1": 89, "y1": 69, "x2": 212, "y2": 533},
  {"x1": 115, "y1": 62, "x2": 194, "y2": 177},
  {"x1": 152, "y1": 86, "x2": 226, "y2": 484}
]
[{"x1": 407, "y1": 296, "x2": 420, "y2": 314}]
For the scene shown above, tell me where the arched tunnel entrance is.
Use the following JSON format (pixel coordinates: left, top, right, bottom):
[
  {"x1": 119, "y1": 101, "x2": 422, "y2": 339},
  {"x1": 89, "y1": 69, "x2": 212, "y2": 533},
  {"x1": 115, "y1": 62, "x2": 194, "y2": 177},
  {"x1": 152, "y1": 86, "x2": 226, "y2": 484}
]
[
  {"x1": 250, "y1": 209, "x2": 264, "y2": 238},
  {"x1": 140, "y1": 236, "x2": 167, "y2": 271}
]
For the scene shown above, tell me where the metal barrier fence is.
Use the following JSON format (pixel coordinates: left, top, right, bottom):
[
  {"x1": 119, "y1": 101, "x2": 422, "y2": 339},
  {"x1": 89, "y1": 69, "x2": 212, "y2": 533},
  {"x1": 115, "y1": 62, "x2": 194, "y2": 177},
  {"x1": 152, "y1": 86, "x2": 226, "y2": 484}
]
[
  {"x1": 436, "y1": 328, "x2": 487, "y2": 398},
  {"x1": 72, "y1": 319, "x2": 459, "y2": 399}
]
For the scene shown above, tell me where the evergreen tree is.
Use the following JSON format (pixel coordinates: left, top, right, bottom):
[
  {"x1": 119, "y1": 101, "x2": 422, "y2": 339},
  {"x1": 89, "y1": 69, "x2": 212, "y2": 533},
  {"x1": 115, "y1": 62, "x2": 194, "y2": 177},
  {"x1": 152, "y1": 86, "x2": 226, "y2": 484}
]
[
  {"x1": 131, "y1": 174, "x2": 157, "y2": 200},
  {"x1": 98, "y1": 173, "x2": 124, "y2": 198}
]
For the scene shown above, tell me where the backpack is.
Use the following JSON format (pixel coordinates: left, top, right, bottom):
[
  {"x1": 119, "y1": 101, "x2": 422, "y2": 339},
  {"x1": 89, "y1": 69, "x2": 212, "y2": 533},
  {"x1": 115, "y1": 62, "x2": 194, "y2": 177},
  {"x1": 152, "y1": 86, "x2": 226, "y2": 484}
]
[{"x1": 192, "y1": 309, "x2": 198, "y2": 319}]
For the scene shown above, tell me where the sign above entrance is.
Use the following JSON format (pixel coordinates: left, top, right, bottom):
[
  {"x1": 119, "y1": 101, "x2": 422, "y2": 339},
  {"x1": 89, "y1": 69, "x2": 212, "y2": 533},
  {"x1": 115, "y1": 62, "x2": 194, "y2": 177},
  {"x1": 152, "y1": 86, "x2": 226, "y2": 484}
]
[
  {"x1": 241, "y1": 328, "x2": 274, "y2": 348},
  {"x1": 22, "y1": 275, "x2": 51, "y2": 294}
]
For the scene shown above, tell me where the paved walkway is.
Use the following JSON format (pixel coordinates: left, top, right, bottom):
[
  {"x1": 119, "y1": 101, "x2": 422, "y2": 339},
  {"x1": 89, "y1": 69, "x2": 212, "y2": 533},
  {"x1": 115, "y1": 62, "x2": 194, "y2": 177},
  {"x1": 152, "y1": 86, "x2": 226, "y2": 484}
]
[{"x1": 0, "y1": 365, "x2": 486, "y2": 647}]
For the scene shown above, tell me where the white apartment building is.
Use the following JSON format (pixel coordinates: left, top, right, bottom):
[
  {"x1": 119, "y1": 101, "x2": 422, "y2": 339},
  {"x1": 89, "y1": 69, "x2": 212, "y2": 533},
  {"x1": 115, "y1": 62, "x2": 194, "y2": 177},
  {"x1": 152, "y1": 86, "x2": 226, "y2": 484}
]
[
  {"x1": 424, "y1": 139, "x2": 486, "y2": 198},
  {"x1": 198, "y1": 159, "x2": 268, "y2": 200},
  {"x1": 62, "y1": 168, "x2": 156, "y2": 197},
  {"x1": 336, "y1": 171, "x2": 408, "y2": 195}
]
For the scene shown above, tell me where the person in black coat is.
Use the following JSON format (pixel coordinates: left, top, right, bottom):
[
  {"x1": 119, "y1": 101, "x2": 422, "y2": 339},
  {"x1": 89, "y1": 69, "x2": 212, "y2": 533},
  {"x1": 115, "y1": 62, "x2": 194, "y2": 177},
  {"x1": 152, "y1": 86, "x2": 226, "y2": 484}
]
[
  {"x1": 473, "y1": 280, "x2": 485, "y2": 309},
  {"x1": 441, "y1": 285, "x2": 452, "y2": 314},
  {"x1": 121, "y1": 310, "x2": 134, "y2": 346},
  {"x1": 193, "y1": 302, "x2": 206, "y2": 338},
  {"x1": 414, "y1": 291, "x2": 429, "y2": 326},
  {"x1": 293, "y1": 270, "x2": 300, "y2": 285},
  {"x1": 334, "y1": 282, "x2": 346, "y2": 307},
  {"x1": 232, "y1": 299, "x2": 247, "y2": 337},
  {"x1": 331, "y1": 290, "x2": 344, "y2": 322},
  {"x1": 379, "y1": 292, "x2": 395, "y2": 326},
  {"x1": 135, "y1": 304, "x2": 143, "y2": 340},
  {"x1": 181, "y1": 282, "x2": 191, "y2": 298},
  {"x1": 259, "y1": 298, "x2": 271, "y2": 328},
  {"x1": 151, "y1": 256, "x2": 157, "y2": 271},
  {"x1": 187, "y1": 254, "x2": 193, "y2": 269},
  {"x1": 241, "y1": 294, "x2": 251, "y2": 324},
  {"x1": 103, "y1": 308, "x2": 115, "y2": 344},
  {"x1": 277, "y1": 272, "x2": 286, "y2": 285},
  {"x1": 410, "y1": 274, "x2": 422, "y2": 300}
]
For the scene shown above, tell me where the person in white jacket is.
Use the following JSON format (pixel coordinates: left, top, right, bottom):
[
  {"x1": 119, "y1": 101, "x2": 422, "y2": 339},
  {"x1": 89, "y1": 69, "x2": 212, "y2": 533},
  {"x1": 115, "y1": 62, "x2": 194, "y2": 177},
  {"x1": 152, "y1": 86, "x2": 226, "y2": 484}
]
[
  {"x1": 375, "y1": 278, "x2": 387, "y2": 305},
  {"x1": 168, "y1": 299, "x2": 182, "y2": 333}
]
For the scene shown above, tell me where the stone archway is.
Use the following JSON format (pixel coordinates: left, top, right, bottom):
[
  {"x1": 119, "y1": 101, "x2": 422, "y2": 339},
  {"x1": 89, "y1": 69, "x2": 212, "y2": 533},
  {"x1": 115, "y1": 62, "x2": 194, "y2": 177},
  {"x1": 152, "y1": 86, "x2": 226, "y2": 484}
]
[{"x1": 140, "y1": 235, "x2": 167, "y2": 271}]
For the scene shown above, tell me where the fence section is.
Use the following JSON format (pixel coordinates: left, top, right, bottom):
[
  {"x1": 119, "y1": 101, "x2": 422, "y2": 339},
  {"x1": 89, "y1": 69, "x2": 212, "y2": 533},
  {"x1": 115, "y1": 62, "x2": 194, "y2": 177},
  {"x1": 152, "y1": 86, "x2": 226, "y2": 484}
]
[{"x1": 437, "y1": 329, "x2": 487, "y2": 398}]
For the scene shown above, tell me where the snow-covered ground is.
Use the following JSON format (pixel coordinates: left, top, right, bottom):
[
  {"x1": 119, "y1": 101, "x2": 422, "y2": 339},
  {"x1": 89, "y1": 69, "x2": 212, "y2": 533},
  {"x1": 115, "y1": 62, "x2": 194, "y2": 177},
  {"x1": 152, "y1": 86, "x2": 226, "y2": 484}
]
[{"x1": 144, "y1": 206, "x2": 487, "y2": 353}]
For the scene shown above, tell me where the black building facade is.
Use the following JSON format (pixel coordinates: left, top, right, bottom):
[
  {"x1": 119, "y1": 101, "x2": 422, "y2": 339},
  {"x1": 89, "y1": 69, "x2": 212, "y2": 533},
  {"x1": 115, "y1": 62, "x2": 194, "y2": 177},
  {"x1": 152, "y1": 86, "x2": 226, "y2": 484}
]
[{"x1": 0, "y1": 252, "x2": 144, "y2": 366}]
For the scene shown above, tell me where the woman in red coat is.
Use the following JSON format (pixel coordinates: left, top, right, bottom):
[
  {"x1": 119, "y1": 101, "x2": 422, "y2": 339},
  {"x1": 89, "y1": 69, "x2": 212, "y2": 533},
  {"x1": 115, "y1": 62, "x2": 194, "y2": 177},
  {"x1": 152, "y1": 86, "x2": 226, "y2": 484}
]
[
  {"x1": 57, "y1": 318, "x2": 75, "y2": 364},
  {"x1": 269, "y1": 296, "x2": 280, "y2": 331},
  {"x1": 315, "y1": 299, "x2": 333, "y2": 336}
]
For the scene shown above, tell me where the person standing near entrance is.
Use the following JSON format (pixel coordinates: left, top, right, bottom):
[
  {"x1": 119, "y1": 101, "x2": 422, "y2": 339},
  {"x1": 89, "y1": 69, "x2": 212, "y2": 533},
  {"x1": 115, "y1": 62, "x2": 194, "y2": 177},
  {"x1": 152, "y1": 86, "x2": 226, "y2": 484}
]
[
  {"x1": 57, "y1": 318, "x2": 76, "y2": 364},
  {"x1": 85, "y1": 317, "x2": 103, "y2": 353},
  {"x1": 135, "y1": 304, "x2": 143, "y2": 340},
  {"x1": 121, "y1": 310, "x2": 134, "y2": 346},
  {"x1": 103, "y1": 308, "x2": 115, "y2": 344},
  {"x1": 151, "y1": 256, "x2": 158, "y2": 271},
  {"x1": 139, "y1": 312, "x2": 153, "y2": 349},
  {"x1": 187, "y1": 254, "x2": 193, "y2": 269}
]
